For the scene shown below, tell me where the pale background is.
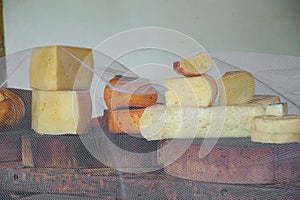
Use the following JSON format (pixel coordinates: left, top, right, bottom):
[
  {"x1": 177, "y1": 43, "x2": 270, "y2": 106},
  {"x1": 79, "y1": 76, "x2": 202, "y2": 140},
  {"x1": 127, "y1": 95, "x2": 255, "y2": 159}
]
[
  {"x1": 1, "y1": 0, "x2": 300, "y2": 199},
  {"x1": 3, "y1": 0, "x2": 300, "y2": 55}
]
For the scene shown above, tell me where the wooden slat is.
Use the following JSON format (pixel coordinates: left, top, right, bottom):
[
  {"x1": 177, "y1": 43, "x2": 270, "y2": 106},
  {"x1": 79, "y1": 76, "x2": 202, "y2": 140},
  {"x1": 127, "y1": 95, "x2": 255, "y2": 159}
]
[{"x1": 0, "y1": 162, "x2": 299, "y2": 199}]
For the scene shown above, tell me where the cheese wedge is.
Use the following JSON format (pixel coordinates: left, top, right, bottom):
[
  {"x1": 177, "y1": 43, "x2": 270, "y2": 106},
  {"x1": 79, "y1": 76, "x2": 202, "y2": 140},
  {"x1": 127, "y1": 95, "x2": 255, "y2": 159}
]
[
  {"x1": 253, "y1": 115, "x2": 300, "y2": 134},
  {"x1": 265, "y1": 103, "x2": 288, "y2": 116},
  {"x1": 140, "y1": 104, "x2": 265, "y2": 140},
  {"x1": 106, "y1": 108, "x2": 145, "y2": 133},
  {"x1": 248, "y1": 95, "x2": 280, "y2": 108},
  {"x1": 30, "y1": 46, "x2": 94, "y2": 90},
  {"x1": 165, "y1": 75, "x2": 217, "y2": 107},
  {"x1": 173, "y1": 52, "x2": 212, "y2": 76},
  {"x1": 32, "y1": 90, "x2": 92, "y2": 134},
  {"x1": 218, "y1": 71, "x2": 255, "y2": 105},
  {"x1": 251, "y1": 129, "x2": 299, "y2": 144}
]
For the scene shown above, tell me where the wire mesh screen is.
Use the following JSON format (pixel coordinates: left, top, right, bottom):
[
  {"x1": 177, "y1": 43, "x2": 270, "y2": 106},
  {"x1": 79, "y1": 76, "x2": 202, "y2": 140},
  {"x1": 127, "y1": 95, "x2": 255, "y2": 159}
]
[{"x1": 0, "y1": 46, "x2": 299, "y2": 200}]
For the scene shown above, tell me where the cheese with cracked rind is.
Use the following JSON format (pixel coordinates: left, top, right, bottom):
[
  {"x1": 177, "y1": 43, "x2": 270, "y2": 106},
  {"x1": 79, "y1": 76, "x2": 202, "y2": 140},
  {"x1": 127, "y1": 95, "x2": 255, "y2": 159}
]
[
  {"x1": 248, "y1": 95, "x2": 280, "y2": 108},
  {"x1": 32, "y1": 90, "x2": 92, "y2": 134},
  {"x1": 30, "y1": 46, "x2": 94, "y2": 90},
  {"x1": 165, "y1": 75, "x2": 217, "y2": 107},
  {"x1": 140, "y1": 104, "x2": 265, "y2": 140},
  {"x1": 265, "y1": 103, "x2": 288, "y2": 116}
]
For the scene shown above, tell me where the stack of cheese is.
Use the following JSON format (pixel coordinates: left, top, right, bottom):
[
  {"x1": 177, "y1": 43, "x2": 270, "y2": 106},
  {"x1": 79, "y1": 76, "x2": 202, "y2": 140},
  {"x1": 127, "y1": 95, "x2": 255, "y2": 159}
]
[
  {"x1": 102, "y1": 75, "x2": 158, "y2": 133},
  {"x1": 30, "y1": 46, "x2": 94, "y2": 135},
  {"x1": 139, "y1": 52, "x2": 300, "y2": 144}
]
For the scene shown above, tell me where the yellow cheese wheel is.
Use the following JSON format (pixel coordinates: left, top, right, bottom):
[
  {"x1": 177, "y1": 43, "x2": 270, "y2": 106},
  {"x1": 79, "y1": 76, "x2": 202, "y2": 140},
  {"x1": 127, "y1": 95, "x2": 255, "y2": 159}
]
[{"x1": 251, "y1": 129, "x2": 300, "y2": 144}]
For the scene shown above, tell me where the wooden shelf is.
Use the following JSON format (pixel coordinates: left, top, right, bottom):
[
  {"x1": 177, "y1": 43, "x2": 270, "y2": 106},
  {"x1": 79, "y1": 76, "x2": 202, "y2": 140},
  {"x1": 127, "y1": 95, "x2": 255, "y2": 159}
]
[{"x1": 0, "y1": 162, "x2": 299, "y2": 199}]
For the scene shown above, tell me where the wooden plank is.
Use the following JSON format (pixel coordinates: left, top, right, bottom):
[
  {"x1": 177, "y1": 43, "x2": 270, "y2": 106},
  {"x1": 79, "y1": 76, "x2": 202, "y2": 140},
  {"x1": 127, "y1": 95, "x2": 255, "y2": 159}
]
[
  {"x1": 0, "y1": 131, "x2": 22, "y2": 162},
  {"x1": 160, "y1": 138, "x2": 300, "y2": 184},
  {"x1": 22, "y1": 131, "x2": 105, "y2": 168},
  {"x1": 0, "y1": 162, "x2": 299, "y2": 199}
]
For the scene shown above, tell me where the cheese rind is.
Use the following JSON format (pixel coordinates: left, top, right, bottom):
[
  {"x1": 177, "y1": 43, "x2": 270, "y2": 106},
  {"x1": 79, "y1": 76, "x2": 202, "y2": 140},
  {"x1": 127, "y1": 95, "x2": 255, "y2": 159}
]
[
  {"x1": 30, "y1": 46, "x2": 94, "y2": 90},
  {"x1": 251, "y1": 129, "x2": 300, "y2": 144},
  {"x1": 32, "y1": 90, "x2": 92, "y2": 134},
  {"x1": 165, "y1": 75, "x2": 217, "y2": 107},
  {"x1": 248, "y1": 95, "x2": 280, "y2": 108},
  {"x1": 265, "y1": 103, "x2": 288, "y2": 116},
  {"x1": 218, "y1": 71, "x2": 255, "y2": 105},
  {"x1": 253, "y1": 115, "x2": 300, "y2": 134},
  {"x1": 107, "y1": 108, "x2": 145, "y2": 133},
  {"x1": 140, "y1": 104, "x2": 265, "y2": 140}
]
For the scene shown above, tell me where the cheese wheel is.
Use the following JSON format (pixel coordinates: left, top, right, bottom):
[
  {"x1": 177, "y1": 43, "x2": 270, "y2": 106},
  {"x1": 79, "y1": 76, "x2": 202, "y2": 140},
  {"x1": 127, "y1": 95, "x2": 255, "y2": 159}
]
[
  {"x1": 265, "y1": 103, "x2": 288, "y2": 116},
  {"x1": 173, "y1": 52, "x2": 212, "y2": 76},
  {"x1": 140, "y1": 104, "x2": 265, "y2": 140},
  {"x1": 218, "y1": 71, "x2": 255, "y2": 105},
  {"x1": 106, "y1": 108, "x2": 145, "y2": 134},
  {"x1": 253, "y1": 115, "x2": 300, "y2": 134},
  {"x1": 248, "y1": 95, "x2": 280, "y2": 108},
  {"x1": 251, "y1": 129, "x2": 300, "y2": 144},
  {"x1": 165, "y1": 75, "x2": 217, "y2": 107},
  {"x1": 104, "y1": 75, "x2": 158, "y2": 110}
]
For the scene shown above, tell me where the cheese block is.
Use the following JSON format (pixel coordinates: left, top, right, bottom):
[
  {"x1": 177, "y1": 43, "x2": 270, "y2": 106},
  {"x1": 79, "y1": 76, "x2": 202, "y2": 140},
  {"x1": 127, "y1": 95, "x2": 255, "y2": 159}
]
[
  {"x1": 248, "y1": 95, "x2": 280, "y2": 108},
  {"x1": 32, "y1": 90, "x2": 92, "y2": 134},
  {"x1": 30, "y1": 46, "x2": 94, "y2": 90},
  {"x1": 265, "y1": 103, "x2": 288, "y2": 116},
  {"x1": 140, "y1": 104, "x2": 265, "y2": 140},
  {"x1": 253, "y1": 115, "x2": 300, "y2": 134},
  {"x1": 106, "y1": 108, "x2": 145, "y2": 133},
  {"x1": 251, "y1": 129, "x2": 299, "y2": 144},
  {"x1": 218, "y1": 71, "x2": 255, "y2": 105},
  {"x1": 104, "y1": 75, "x2": 158, "y2": 110},
  {"x1": 173, "y1": 52, "x2": 212, "y2": 76},
  {"x1": 165, "y1": 75, "x2": 217, "y2": 107}
]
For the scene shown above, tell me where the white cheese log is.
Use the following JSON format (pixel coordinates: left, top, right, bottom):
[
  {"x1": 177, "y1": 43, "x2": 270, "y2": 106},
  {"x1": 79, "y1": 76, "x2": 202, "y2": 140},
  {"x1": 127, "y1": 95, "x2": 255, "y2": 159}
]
[
  {"x1": 140, "y1": 104, "x2": 265, "y2": 140},
  {"x1": 165, "y1": 75, "x2": 217, "y2": 107},
  {"x1": 30, "y1": 46, "x2": 94, "y2": 90},
  {"x1": 218, "y1": 71, "x2": 255, "y2": 105},
  {"x1": 32, "y1": 90, "x2": 92, "y2": 134}
]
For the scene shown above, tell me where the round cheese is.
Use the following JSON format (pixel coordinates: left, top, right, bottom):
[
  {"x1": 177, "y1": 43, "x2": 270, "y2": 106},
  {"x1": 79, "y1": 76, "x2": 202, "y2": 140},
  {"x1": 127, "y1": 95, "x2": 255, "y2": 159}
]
[{"x1": 251, "y1": 129, "x2": 300, "y2": 144}]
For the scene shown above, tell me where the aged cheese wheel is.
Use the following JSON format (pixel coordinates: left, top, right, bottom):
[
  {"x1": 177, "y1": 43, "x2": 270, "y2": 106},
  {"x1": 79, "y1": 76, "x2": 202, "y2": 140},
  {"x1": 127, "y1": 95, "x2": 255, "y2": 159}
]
[
  {"x1": 106, "y1": 108, "x2": 145, "y2": 134},
  {"x1": 253, "y1": 115, "x2": 300, "y2": 134},
  {"x1": 30, "y1": 46, "x2": 94, "y2": 90},
  {"x1": 251, "y1": 129, "x2": 299, "y2": 144},
  {"x1": 159, "y1": 138, "x2": 300, "y2": 184},
  {"x1": 218, "y1": 71, "x2": 255, "y2": 105},
  {"x1": 173, "y1": 52, "x2": 212, "y2": 76},
  {"x1": 104, "y1": 75, "x2": 158, "y2": 110},
  {"x1": 165, "y1": 75, "x2": 217, "y2": 107},
  {"x1": 248, "y1": 95, "x2": 280, "y2": 108},
  {"x1": 0, "y1": 88, "x2": 25, "y2": 130}
]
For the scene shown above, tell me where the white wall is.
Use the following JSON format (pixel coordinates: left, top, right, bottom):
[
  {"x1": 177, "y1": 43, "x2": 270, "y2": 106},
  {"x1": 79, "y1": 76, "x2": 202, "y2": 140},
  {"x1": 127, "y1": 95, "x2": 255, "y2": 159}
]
[{"x1": 3, "y1": 0, "x2": 300, "y2": 56}]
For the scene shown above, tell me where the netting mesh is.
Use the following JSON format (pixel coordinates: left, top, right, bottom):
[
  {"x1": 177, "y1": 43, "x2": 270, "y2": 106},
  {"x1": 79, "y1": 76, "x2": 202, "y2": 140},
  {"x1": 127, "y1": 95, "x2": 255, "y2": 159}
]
[{"x1": 0, "y1": 47, "x2": 299, "y2": 199}]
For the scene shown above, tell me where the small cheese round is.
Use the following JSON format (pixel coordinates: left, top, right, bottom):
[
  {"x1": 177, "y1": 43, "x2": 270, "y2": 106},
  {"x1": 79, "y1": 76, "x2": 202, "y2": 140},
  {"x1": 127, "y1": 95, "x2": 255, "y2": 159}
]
[{"x1": 251, "y1": 129, "x2": 300, "y2": 144}]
